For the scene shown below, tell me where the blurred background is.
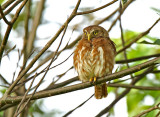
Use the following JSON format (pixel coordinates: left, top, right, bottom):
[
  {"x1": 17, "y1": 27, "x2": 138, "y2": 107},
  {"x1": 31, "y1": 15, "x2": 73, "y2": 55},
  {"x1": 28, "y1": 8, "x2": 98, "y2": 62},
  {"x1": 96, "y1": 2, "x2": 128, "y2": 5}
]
[{"x1": 0, "y1": 0, "x2": 160, "y2": 117}]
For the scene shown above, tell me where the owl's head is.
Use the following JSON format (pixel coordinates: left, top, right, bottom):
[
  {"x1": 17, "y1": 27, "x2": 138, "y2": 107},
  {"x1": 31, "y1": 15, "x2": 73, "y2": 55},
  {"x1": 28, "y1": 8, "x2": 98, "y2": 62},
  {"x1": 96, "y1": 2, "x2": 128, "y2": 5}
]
[{"x1": 83, "y1": 25, "x2": 109, "y2": 41}]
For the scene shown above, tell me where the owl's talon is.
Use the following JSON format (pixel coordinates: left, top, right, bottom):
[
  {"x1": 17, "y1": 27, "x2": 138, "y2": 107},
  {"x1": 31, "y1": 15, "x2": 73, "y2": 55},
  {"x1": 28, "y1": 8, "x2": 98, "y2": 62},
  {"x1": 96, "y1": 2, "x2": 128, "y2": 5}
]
[
  {"x1": 89, "y1": 77, "x2": 97, "y2": 84},
  {"x1": 89, "y1": 77, "x2": 94, "y2": 83},
  {"x1": 94, "y1": 77, "x2": 97, "y2": 82}
]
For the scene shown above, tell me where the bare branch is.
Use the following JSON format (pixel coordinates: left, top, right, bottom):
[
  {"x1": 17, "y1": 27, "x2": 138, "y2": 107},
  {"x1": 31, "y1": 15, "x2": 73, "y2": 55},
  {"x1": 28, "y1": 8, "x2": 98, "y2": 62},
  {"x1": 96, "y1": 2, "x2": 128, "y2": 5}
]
[
  {"x1": 77, "y1": 0, "x2": 118, "y2": 15},
  {"x1": 0, "y1": 0, "x2": 22, "y2": 19},
  {"x1": 2, "y1": 45, "x2": 16, "y2": 57},
  {"x1": 13, "y1": 73, "x2": 37, "y2": 117},
  {"x1": 95, "y1": 8, "x2": 119, "y2": 25},
  {"x1": 119, "y1": 2, "x2": 133, "y2": 79},
  {"x1": 26, "y1": 0, "x2": 45, "y2": 55},
  {"x1": 108, "y1": 0, "x2": 135, "y2": 32},
  {"x1": 0, "y1": 5, "x2": 11, "y2": 25},
  {"x1": 63, "y1": 94, "x2": 94, "y2": 117},
  {"x1": 116, "y1": 53, "x2": 160, "y2": 64},
  {"x1": 108, "y1": 83, "x2": 160, "y2": 91},
  {"x1": 1, "y1": 0, "x2": 16, "y2": 10},
  {"x1": 21, "y1": 0, "x2": 31, "y2": 70}
]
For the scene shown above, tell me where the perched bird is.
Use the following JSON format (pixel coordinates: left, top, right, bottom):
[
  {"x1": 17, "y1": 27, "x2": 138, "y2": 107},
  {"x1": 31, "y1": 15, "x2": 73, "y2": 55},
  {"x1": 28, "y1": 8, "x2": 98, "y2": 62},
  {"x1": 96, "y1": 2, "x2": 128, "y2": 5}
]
[{"x1": 73, "y1": 25, "x2": 116, "y2": 99}]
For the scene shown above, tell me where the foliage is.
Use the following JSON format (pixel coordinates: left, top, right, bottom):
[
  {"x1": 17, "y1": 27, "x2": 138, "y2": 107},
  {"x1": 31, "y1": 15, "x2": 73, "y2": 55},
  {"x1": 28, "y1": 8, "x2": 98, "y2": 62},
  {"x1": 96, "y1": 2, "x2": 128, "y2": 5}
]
[{"x1": 0, "y1": 0, "x2": 5, "y2": 4}]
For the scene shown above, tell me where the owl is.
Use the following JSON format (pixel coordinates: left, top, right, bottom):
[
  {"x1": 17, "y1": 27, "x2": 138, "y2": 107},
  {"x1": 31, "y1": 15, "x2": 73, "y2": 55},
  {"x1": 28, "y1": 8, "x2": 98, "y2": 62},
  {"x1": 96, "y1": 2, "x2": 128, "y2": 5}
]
[{"x1": 73, "y1": 25, "x2": 116, "y2": 99}]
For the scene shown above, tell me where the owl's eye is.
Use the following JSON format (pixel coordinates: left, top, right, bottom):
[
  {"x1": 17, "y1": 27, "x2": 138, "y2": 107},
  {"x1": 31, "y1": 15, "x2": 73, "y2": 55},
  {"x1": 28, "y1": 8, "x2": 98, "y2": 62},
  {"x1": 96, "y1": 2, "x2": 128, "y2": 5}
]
[
  {"x1": 93, "y1": 31, "x2": 98, "y2": 35},
  {"x1": 84, "y1": 32, "x2": 87, "y2": 35}
]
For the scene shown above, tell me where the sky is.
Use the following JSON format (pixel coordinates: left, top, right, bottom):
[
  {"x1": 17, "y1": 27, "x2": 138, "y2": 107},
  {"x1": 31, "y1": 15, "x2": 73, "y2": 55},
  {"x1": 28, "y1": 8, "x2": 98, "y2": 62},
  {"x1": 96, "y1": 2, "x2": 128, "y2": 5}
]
[{"x1": 0, "y1": 0, "x2": 160, "y2": 117}]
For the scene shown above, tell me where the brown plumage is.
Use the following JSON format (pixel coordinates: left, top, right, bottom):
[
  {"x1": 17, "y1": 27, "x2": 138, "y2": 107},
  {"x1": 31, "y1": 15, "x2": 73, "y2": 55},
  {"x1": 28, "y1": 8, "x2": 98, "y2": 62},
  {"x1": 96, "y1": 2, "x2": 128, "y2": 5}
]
[{"x1": 73, "y1": 25, "x2": 116, "y2": 99}]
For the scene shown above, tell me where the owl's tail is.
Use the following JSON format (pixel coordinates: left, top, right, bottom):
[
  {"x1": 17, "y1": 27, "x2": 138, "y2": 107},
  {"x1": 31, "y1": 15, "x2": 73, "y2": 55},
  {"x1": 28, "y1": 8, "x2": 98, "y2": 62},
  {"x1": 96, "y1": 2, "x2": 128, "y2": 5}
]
[{"x1": 94, "y1": 83, "x2": 108, "y2": 99}]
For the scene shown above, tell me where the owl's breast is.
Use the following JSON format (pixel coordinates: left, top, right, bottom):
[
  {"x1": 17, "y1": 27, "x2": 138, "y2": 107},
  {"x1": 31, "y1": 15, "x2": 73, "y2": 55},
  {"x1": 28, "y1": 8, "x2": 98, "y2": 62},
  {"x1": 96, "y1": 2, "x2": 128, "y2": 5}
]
[
  {"x1": 73, "y1": 40, "x2": 92, "y2": 81},
  {"x1": 73, "y1": 38, "x2": 115, "y2": 82}
]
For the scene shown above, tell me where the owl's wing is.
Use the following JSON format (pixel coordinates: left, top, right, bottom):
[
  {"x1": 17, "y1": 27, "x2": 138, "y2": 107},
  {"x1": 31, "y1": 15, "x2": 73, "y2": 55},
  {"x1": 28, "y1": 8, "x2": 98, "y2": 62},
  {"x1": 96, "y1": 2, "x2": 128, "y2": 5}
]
[{"x1": 108, "y1": 38, "x2": 116, "y2": 56}]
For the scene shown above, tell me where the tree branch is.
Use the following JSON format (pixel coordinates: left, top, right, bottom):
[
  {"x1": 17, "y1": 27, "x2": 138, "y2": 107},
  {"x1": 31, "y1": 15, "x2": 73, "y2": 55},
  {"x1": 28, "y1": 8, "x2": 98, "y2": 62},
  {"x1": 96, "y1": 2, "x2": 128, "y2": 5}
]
[
  {"x1": 116, "y1": 53, "x2": 160, "y2": 64},
  {"x1": 108, "y1": 0, "x2": 135, "y2": 32},
  {"x1": 134, "y1": 103, "x2": 160, "y2": 117},
  {"x1": 0, "y1": 5, "x2": 11, "y2": 25},
  {"x1": 0, "y1": 0, "x2": 22, "y2": 19},
  {"x1": 108, "y1": 83, "x2": 160, "y2": 91},
  {"x1": 117, "y1": 17, "x2": 160, "y2": 54},
  {"x1": 77, "y1": 0, "x2": 118, "y2": 15},
  {"x1": 0, "y1": 56, "x2": 159, "y2": 109}
]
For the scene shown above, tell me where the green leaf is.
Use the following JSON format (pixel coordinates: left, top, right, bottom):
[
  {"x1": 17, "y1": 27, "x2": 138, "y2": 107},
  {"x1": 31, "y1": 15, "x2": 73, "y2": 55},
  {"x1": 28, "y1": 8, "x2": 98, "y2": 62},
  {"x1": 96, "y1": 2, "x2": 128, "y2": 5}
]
[
  {"x1": 151, "y1": 7, "x2": 160, "y2": 13},
  {"x1": 138, "y1": 39, "x2": 160, "y2": 45},
  {"x1": 138, "y1": 40, "x2": 153, "y2": 44},
  {"x1": 127, "y1": 90, "x2": 146, "y2": 116},
  {"x1": 121, "y1": 0, "x2": 128, "y2": 6},
  {"x1": 154, "y1": 39, "x2": 160, "y2": 45},
  {"x1": 0, "y1": 0, "x2": 5, "y2": 4}
]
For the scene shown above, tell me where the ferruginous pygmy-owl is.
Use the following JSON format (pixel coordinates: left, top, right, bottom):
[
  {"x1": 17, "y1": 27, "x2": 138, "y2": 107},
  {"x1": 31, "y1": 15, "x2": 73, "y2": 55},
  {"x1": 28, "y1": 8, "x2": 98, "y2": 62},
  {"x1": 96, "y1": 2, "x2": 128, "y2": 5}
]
[{"x1": 73, "y1": 25, "x2": 116, "y2": 99}]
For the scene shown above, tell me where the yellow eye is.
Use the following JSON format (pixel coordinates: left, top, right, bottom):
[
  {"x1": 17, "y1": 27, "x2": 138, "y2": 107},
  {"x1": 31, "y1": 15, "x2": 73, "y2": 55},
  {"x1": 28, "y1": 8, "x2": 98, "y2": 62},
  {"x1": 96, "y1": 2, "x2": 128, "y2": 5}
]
[
  {"x1": 93, "y1": 31, "x2": 98, "y2": 35},
  {"x1": 84, "y1": 32, "x2": 87, "y2": 35}
]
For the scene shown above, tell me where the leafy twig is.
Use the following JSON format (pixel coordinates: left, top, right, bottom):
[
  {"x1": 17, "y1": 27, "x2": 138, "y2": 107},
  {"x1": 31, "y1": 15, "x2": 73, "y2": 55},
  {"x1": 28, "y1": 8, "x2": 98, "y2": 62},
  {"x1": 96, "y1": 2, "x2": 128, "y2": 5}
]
[
  {"x1": 134, "y1": 103, "x2": 160, "y2": 117},
  {"x1": 117, "y1": 18, "x2": 160, "y2": 54}
]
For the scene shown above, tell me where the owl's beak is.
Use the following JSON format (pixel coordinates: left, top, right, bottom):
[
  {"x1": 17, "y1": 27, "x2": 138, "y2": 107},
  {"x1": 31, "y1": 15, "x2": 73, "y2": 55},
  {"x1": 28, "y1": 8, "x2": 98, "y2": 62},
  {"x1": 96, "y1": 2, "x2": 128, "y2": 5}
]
[{"x1": 87, "y1": 33, "x2": 91, "y2": 41}]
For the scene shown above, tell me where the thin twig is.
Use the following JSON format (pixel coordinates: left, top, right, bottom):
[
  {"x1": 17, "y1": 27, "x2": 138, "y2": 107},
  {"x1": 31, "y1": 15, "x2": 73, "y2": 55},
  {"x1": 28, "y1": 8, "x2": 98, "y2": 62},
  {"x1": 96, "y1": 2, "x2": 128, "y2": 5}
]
[
  {"x1": 18, "y1": 52, "x2": 73, "y2": 87},
  {"x1": 116, "y1": 53, "x2": 160, "y2": 64},
  {"x1": 134, "y1": 103, "x2": 160, "y2": 117},
  {"x1": 31, "y1": 19, "x2": 69, "y2": 94},
  {"x1": 13, "y1": 73, "x2": 37, "y2": 117},
  {"x1": 108, "y1": 83, "x2": 160, "y2": 90},
  {"x1": 2, "y1": 45, "x2": 16, "y2": 57},
  {"x1": 77, "y1": 0, "x2": 118, "y2": 15},
  {"x1": 95, "y1": 8, "x2": 119, "y2": 25},
  {"x1": 117, "y1": 17, "x2": 160, "y2": 54},
  {"x1": 108, "y1": 0, "x2": 135, "y2": 32},
  {"x1": 0, "y1": 5, "x2": 11, "y2": 25},
  {"x1": 0, "y1": 0, "x2": 28, "y2": 64},
  {"x1": 53, "y1": 66, "x2": 73, "y2": 84},
  {"x1": 1, "y1": 0, "x2": 16, "y2": 10},
  {"x1": 0, "y1": 74, "x2": 10, "y2": 85},
  {"x1": 63, "y1": 94, "x2": 94, "y2": 117},
  {"x1": 0, "y1": 0, "x2": 22, "y2": 19},
  {"x1": 12, "y1": 49, "x2": 22, "y2": 83},
  {"x1": 21, "y1": 0, "x2": 31, "y2": 71},
  {"x1": 26, "y1": 0, "x2": 45, "y2": 55},
  {"x1": 45, "y1": 76, "x2": 78, "y2": 91},
  {"x1": 119, "y1": 2, "x2": 133, "y2": 79}
]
